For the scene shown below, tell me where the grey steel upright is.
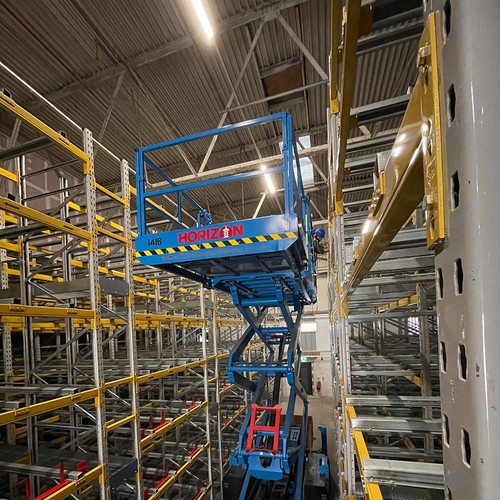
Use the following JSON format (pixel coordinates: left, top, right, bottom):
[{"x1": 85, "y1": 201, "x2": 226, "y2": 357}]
[{"x1": 428, "y1": 0, "x2": 500, "y2": 498}]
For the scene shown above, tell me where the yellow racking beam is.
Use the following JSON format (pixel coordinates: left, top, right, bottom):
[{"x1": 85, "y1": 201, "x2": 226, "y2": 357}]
[
  {"x1": 96, "y1": 182, "x2": 127, "y2": 206},
  {"x1": 195, "y1": 483, "x2": 212, "y2": 500},
  {"x1": 7, "y1": 268, "x2": 63, "y2": 283},
  {"x1": 147, "y1": 443, "x2": 210, "y2": 500},
  {"x1": 221, "y1": 404, "x2": 246, "y2": 431},
  {"x1": 39, "y1": 465, "x2": 104, "y2": 500},
  {"x1": 0, "y1": 387, "x2": 99, "y2": 426},
  {"x1": 0, "y1": 217, "x2": 153, "y2": 288},
  {"x1": 378, "y1": 294, "x2": 418, "y2": 313},
  {"x1": 130, "y1": 186, "x2": 184, "y2": 229},
  {"x1": 219, "y1": 383, "x2": 235, "y2": 398},
  {"x1": 2, "y1": 213, "x2": 16, "y2": 224},
  {"x1": 106, "y1": 412, "x2": 137, "y2": 433},
  {"x1": 334, "y1": 0, "x2": 362, "y2": 214},
  {"x1": 0, "y1": 240, "x2": 20, "y2": 252},
  {"x1": 405, "y1": 375, "x2": 424, "y2": 389},
  {"x1": 129, "y1": 354, "x2": 223, "y2": 387},
  {"x1": 0, "y1": 197, "x2": 92, "y2": 241},
  {"x1": 104, "y1": 375, "x2": 134, "y2": 390},
  {"x1": 134, "y1": 312, "x2": 205, "y2": 327},
  {"x1": 346, "y1": 405, "x2": 383, "y2": 500},
  {"x1": 96, "y1": 225, "x2": 128, "y2": 244},
  {"x1": 136, "y1": 358, "x2": 207, "y2": 385},
  {"x1": 358, "y1": 289, "x2": 425, "y2": 391},
  {"x1": 0, "y1": 92, "x2": 89, "y2": 163},
  {"x1": 69, "y1": 257, "x2": 155, "y2": 286},
  {"x1": 140, "y1": 401, "x2": 207, "y2": 449},
  {"x1": 217, "y1": 319, "x2": 244, "y2": 326},
  {"x1": 345, "y1": 13, "x2": 445, "y2": 291},
  {"x1": 134, "y1": 320, "x2": 203, "y2": 328},
  {"x1": 0, "y1": 304, "x2": 95, "y2": 320},
  {"x1": 11, "y1": 269, "x2": 138, "y2": 291},
  {"x1": 67, "y1": 200, "x2": 132, "y2": 238},
  {"x1": 134, "y1": 291, "x2": 156, "y2": 299},
  {"x1": 170, "y1": 283, "x2": 228, "y2": 306},
  {"x1": 329, "y1": 0, "x2": 342, "y2": 113},
  {"x1": 0, "y1": 166, "x2": 18, "y2": 183},
  {"x1": 6, "y1": 314, "x2": 220, "y2": 331},
  {"x1": 1, "y1": 212, "x2": 103, "y2": 254}
]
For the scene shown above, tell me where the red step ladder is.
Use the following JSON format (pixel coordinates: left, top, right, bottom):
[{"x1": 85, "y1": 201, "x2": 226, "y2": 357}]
[{"x1": 245, "y1": 404, "x2": 281, "y2": 454}]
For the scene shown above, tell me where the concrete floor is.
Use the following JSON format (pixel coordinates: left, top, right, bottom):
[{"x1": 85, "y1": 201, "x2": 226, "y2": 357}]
[
  {"x1": 279, "y1": 393, "x2": 338, "y2": 497},
  {"x1": 299, "y1": 395, "x2": 335, "y2": 456},
  {"x1": 304, "y1": 395, "x2": 338, "y2": 499}
]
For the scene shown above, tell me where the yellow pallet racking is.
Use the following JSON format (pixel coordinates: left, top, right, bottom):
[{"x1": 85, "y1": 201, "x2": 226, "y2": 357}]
[{"x1": 0, "y1": 94, "x2": 249, "y2": 500}]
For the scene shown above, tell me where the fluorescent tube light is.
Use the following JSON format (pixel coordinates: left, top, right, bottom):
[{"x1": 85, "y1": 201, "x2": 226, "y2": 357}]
[
  {"x1": 260, "y1": 164, "x2": 275, "y2": 194},
  {"x1": 191, "y1": 0, "x2": 214, "y2": 40}
]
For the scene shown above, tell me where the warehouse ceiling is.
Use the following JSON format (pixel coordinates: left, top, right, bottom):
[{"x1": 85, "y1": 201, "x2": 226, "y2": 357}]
[{"x1": 0, "y1": 0, "x2": 422, "y2": 226}]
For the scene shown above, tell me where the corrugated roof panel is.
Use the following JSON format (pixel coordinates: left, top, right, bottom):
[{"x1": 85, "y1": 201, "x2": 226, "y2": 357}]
[{"x1": 0, "y1": 0, "x2": 421, "y2": 224}]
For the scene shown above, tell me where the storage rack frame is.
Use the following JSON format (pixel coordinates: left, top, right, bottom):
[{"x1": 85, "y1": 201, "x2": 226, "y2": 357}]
[
  {"x1": 0, "y1": 92, "x2": 249, "y2": 500},
  {"x1": 328, "y1": 1, "x2": 500, "y2": 499}
]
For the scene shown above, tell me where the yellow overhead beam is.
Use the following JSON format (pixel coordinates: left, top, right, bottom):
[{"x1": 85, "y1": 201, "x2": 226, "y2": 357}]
[
  {"x1": 0, "y1": 197, "x2": 92, "y2": 241},
  {"x1": 329, "y1": 0, "x2": 342, "y2": 113},
  {"x1": 334, "y1": 0, "x2": 362, "y2": 214},
  {"x1": 345, "y1": 13, "x2": 445, "y2": 291},
  {"x1": 0, "y1": 92, "x2": 89, "y2": 163}
]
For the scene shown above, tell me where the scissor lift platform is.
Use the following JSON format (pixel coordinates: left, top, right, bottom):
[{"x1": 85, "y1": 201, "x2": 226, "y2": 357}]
[
  {"x1": 135, "y1": 113, "x2": 317, "y2": 499},
  {"x1": 136, "y1": 214, "x2": 309, "y2": 304}
]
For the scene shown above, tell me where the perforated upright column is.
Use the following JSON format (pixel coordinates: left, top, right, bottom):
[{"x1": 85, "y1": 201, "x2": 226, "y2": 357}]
[
  {"x1": 428, "y1": 1, "x2": 500, "y2": 498},
  {"x1": 83, "y1": 129, "x2": 109, "y2": 498}
]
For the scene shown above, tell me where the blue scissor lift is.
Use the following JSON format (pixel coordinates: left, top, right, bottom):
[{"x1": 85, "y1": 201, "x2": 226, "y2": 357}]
[{"x1": 135, "y1": 113, "x2": 329, "y2": 499}]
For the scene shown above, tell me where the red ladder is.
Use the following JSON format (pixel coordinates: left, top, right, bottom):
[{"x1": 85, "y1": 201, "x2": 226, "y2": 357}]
[{"x1": 245, "y1": 404, "x2": 281, "y2": 454}]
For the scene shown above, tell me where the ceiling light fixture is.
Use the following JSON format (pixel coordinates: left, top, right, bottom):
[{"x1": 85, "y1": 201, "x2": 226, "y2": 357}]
[
  {"x1": 190, "y1": 0, "x2": 214, "y2": 40},
  {"x1": 260, "y1": 164, "x2": 276, "y2": 194}
]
